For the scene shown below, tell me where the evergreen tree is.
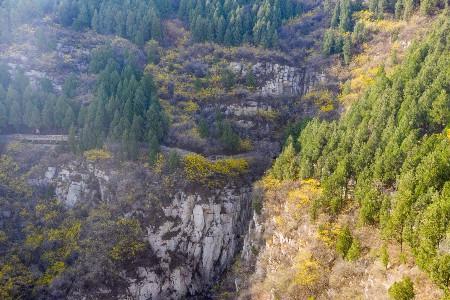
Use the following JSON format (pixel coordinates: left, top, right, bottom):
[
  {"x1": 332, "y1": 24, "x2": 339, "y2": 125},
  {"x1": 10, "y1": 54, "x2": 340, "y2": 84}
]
[
  {"x1": 219, "y1": 121, "x2": 240, "y2": 153},
  {"x1": 388, "y1": 277, "x2": 415, "y2": 300},
  {"x1": 346, "y1": 239, "x2": 361, "y2": 261},
  {"x1": 145, "y1": 40, "x2": 161, "y2": 65},
  {"x1": 246, "y1": 68, "x2": 257, "y2": 90},
  {"x1": 272, "y1": 136, "x2": 298, "y2": 180},
  {"x1": 336, "y1": 226, "x2": 353, "y2": 258},
  {"x1": 343, "y1": 35, "x2": 352, "y2": 65},
  {"x1": 68, "y1": 125, "x2": 78, "y2": 153}
]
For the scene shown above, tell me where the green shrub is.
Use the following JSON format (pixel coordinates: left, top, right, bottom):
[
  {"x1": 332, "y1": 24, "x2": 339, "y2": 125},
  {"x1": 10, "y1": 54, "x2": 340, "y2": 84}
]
[
  {"x1": 336, "y1": 225, "x2": 353, "y2": 258},
  {"x1": 346, "y1": 239, "x2": 361, "y2": 261},
  {"x1": 220, "y1": 68, "x2": 236, "y2": 90},
  {"x1": 388, "y1": 277, "x2": 415, "y2": 300}
]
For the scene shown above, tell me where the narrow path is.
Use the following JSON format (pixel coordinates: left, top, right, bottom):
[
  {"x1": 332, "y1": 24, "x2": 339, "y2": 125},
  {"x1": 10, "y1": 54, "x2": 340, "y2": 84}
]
[
  {"x1": 1, "y1": 134, "x2": 258, "y2": 161},
  {"x1": 0, "y1": 134, "x2": 69, "y2": 143}
]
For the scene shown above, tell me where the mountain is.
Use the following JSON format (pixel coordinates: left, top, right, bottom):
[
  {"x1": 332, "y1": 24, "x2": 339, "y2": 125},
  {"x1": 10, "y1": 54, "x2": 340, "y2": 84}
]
[
  {"x1": 227, "y1": 7, "x2": 449, "y2": 300},
  {"x1": 0, "y1": 0, "x2": 448, "y2": 299}
]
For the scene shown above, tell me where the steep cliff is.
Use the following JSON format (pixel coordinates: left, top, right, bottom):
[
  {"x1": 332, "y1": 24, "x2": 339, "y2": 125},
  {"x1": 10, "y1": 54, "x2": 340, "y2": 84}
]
[
  {"x1": 0, "y1": 1, "x2": 335, "y2": 299},
  {"x1": 4, "y1": 142, "x2": 252, "y2": 299}
]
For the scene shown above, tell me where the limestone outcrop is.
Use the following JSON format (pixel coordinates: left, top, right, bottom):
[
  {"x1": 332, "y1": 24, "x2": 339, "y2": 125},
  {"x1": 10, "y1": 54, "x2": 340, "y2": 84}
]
[
  {"x1": 230, "y1": 61, "x2": 325, "y2": 97},
  {"x1": 38, "y1": 162, "x2": 252, "y2": 299}
]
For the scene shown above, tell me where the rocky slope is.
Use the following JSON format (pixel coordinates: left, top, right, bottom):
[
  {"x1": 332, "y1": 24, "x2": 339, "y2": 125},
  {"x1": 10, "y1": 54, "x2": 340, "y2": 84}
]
[
  {"x1": 0, "y1": 2, "x2": 337, "y2": 299},
  {"x1": 212, "y1": 10, "x2": 449, "y2": 300},
  {"x1": 2, "y1": 141, "x2": 254, "y2": 299}
]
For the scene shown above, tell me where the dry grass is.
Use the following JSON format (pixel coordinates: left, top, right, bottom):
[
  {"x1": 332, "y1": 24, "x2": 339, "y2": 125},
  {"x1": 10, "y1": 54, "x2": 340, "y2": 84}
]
[
  {"x1": 336, "y1": 13, "x2": 435, "y2": 108},
  {"x1": 243, "y1": 174, "x2": 443, "y2": 299}
]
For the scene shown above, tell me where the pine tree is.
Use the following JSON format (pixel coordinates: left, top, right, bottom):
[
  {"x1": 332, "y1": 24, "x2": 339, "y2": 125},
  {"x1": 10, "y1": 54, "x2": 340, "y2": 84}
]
[
  {"x1": 68, "y1": 125, "x2": 78, "y2": 153},
  {"x1": 339, "y1": 0, "x2": 352, "y2": 32},
  {"x1": 331, "y1": 1, "x2": 340, "y2": 28},
  {"x1": 246, "y1": 68, "x2": 257, "y2": 90},
  {"x1": 0, "y1": 101, "x2": 8, "y2": 129},
  {"x1": 9, "y1": 101, "x2": 22, "y2": 129},
  {"x1": 388, "y1": 277, "x2": 415, "y2": 300},
  {"x1": 220, "y1": 122, "x2": 240, "y2": 153},
  {"x1": 403, "y1": 0, "x2": 415, "y2": 19},
  {"x1": 346, "y1": 239, "x2": 361, "y2": 261},
  {"x1": 395, "y1": 0, "x2": 405, "y2": 19},
  {"x1": 336, "y1": 225, "x2": 353, "y2": 258},
  {"x1": 323, "y1": 29, "x2": 335, "y2": 55},
  {"x1": 343, "y1": 35, "x2": 352, "y2": 65},
  {"x1": 63, "y1": 107, "x2": 76, "y2": 130},
  {"x1": 271, "y1": 136, "x2": 298, "y2": 180},
  {"x1": 146, "y1": 40, "x2": 161, "y2": 65},
  {"x1": 430, "y1": 90, "x2": 450, "y2": 128}
]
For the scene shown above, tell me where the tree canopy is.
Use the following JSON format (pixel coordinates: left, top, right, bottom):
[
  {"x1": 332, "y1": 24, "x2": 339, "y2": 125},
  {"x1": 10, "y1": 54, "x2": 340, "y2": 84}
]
[{"x1": 273, "y1": 14, "x2": 450, "y2": 291}]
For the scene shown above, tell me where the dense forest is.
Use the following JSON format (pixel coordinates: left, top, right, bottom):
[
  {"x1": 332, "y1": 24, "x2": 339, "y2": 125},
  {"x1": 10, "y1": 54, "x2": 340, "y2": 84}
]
[
  {"x1": 0, "y1": 50, "x2": 167, "y2": 161},
  {"x1": 0, "y1": 0, "x2": 303, "y2": 48},
  {"x1": 0, "y1": 64, "x2": 77, "y2": 133},
  {"x1": 178, "y1": 0, "x2": 302, "y2": 47},
  {"x1": 77, "y1": 45, "x2": 168, "y2": 160},
  {"x1": 58, "y1": 0, "x2": 302, "y2": 47},
  {"x1": 0, "y1": 0, "x2": 306, "y2": 159},
  {"x1": 272, "y1": 14, "x2": 450, "y2": 292}
]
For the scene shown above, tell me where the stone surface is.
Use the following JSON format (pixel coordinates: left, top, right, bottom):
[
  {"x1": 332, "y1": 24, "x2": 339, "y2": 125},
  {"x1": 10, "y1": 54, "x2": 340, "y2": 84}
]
[
  {"x1": 229, "y1": 61, "x2": 324, "y2": 97},
  {"x1": 36, "y1": 161, "x2": 253, "y2": 299}
]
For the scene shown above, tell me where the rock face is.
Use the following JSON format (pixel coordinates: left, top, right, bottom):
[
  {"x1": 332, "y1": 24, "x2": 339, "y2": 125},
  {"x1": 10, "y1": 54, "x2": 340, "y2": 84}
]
[
  {"x1": 230, "y1": 61, "x2": 325, "y2": 97},
  {"x1": 131, "y1": 187, "x2": 252, "y2": 299},
  {"x1": 39, "y1": 161, "x2": 252, "y2": 299}
]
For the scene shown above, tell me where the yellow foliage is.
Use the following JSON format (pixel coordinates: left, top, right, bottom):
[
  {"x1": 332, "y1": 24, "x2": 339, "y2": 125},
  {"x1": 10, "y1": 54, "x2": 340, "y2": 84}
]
[
  {"x1": 183, "y1": 154, "x2": 248, "y2": 185},
  {"x1": 239, "y1": 138, "x2": 253, "y2": 152},
  {"x1": 24, "y1": 233, "x2": 44, "y2": 249},
  {"x1": 303, "y1": 178, "x2": 320, "y2": 187},
  {"x1": 274, "y1": 215, "x2": 286, "y2": 229},
  {"x1": 355, "y1": 10, "x2": 404, "y2": 33},
  {"x1": 260, "y1": 174, "x2": 283, "y2": 190},
  {"x1": 317, "y1": 223, "x2": 342, "y2": 248},
  {"x1": 372, "y1": 19, "x2": 404, "y2": 33},
  {"x1": 339, "y1": 65, "x2": 382, "y2": 104},
  {"x1": 264, "y1": 250, "x2": 323, "y2": 299},
  {"x1": 109, "y1": 218, "x2": 146, "y2": 261},
  {"x1": 287, "y1": 189, "x2": 311, "y2": 207},
  {"x1": 38, "y1": 261, "x2": 66, "y2": 286},
  {"x1": 320, "y1": 103, "x2": 335, "y2": 112},
  {"x1": 183, "y1": 100, "x2": 200, "y2": 113},
  {"x1": 354, "y1": 10, "x2": 375, "y2": 22},
  {"x1": 282, "y1": 180, "x2": 322, "y2": 226},
  {"x1": 304, "y1": 90, "x2": 335, "y2": 113},
  {"x1": 0, "y1": 155, "x2": 30, "y2": 195},
  {"x1": 292, "y1": 251, "x2": 321, "y2": 288},
  {"x1": 153, "y1": 153, "x2": 165, "y2": 174},
  {"x1": 84, "y1": 149, "x2": 112, "y2": 161}
]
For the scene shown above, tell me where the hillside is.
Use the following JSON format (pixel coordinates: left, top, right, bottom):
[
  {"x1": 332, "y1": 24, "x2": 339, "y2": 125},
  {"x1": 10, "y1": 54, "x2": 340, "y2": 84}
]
[
  {"x1": 0, "y1": 0, "x2": 448, "y2": 299},
  {"x1": 0, "y1": 0, "x2": 332, "y2": 299},
  {"x1": 226, "y1": 8, "x2": 450, "y2": 300}
]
